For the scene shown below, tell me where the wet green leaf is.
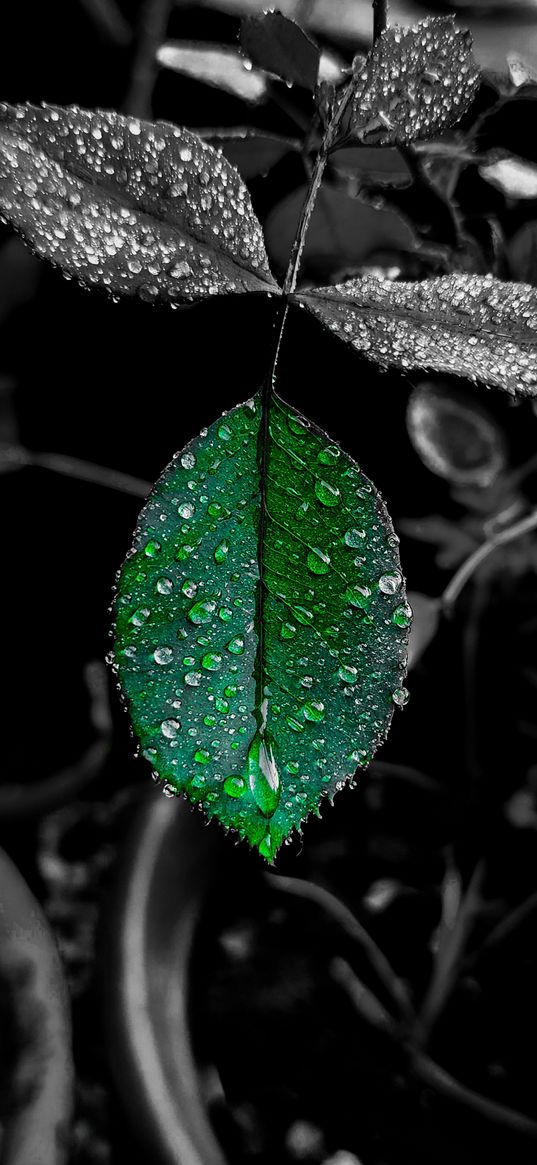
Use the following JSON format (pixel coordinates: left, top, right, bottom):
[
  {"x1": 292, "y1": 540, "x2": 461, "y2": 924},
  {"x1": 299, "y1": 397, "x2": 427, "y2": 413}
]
[
  {"x1": 0, "y1": 102, "x2": 278, "y2": 303},
  {"x1": 351, "y1": 17, "x2": 480, "y2": 147},
  {"x1": 299, "y1": 274, "x2": 537, "y2": 396},
  {"x1": 114, "y1": 394, "x2": 409, "y2": 860},
  {"x1": 240, "y1": 12, "x2": 320, "y2": 91}
]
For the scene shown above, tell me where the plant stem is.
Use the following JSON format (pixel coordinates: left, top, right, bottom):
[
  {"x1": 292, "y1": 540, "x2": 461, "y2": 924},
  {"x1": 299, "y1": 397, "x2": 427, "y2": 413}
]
[
  {"x1": 414, "y1": 861, "x2": 484, "y2": 1048},
  {"x1": 466, "y1": 887, "x2": 537, "y2": 968},
  {"x1": 441, "y1": 507, "x2": 537, "y2": 613},
  {"x1": 0, "y1": 443, "x2": 151, "y2": 497},
  {"x1": 124, "y1": 0, "x2": 172, "y2": 118},
  {"x1": 266, "y1": 872, "x2": 414, "y2": 1020},
  {"x1": 335, "y1": 957, "x2": 537, "y2": 1139},
  {"x1": 282, "y1": 81, "x2": 355, "y2": 295},
  {"x1": 372, "y1": 0, "x2": 389, "y2": 41}
]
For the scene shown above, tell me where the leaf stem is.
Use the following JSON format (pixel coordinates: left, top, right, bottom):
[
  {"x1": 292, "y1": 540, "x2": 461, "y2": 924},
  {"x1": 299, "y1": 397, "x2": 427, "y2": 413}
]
[
  {"x1": 266, "y1": 872, "x2": 414, "y2": 1021},
  {"x1": 441, "y1": 507, "x2": 537, "y2": 613},
  {"x1": 282, "y1": 81, "x2": 355, "y2": 295},
  {"x1": 372, "y1": 0, "x2": 389, "y2": 41}
]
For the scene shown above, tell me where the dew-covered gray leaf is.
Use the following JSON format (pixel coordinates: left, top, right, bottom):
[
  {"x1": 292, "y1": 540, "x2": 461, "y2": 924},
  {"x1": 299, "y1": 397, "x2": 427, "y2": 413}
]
[
  {"x1": 299, "y1": 274, "x2": 537, "y2": 396},
  {"x1": 0, "y1": 102, "x2": 279, "y2": 303},
  {"x1": 351, "y1": 17, "x2": 480, "y2": 147}
]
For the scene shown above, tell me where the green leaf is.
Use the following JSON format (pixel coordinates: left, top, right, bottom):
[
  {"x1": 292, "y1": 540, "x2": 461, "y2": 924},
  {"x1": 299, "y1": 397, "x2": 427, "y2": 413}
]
[
  {"x1": 240, "y1": 12, "x2": 320, "y2": 92},
  {"x1": 113, "y1": 394, "x2": 409, "y2": 860},
  {"x1": 351, "y1": 17, "x2": 480, "y2": 147},
  {"x1": 298, "y1": 274, "x2": 537, "y2": 396},
  {"x1": 0, "y1": 103, "x2": 279, "y2": 303}
]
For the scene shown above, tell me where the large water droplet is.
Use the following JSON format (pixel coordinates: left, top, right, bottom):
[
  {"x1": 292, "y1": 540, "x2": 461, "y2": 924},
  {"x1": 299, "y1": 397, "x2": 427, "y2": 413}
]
[
  {"x1": 143, "y1": 539, "x2": 161, "y2": 557},
  {"x1": 346, "y1": 584, "x2": 372, "y2": 609},
  {"x1": 318, "y1": 445, "x2": 340, "y2": 465},
  {"x1": 184, "y1": 670, "x2": 201, "y2": 686},
  {"x1": 194, "y1": 749, "x2": 211, "y2": 764},
  {"x1": 161, "y1": 718, "x2": 180, "y2": 739},
  {"x1": 154, "y1": 646, "x2": 173, "y2": 665},
  {"x1": 338, "y1": 664, "x2": 358, "y2": 684},
  {"x1": 214, "y1": 539, "x2": 230, "y2": 564},
  {"x1": 344, "y1": 528, "x2": 365, "y2": 547},
  {"x1": 202, "y1": 652, "x2": 222, "y2": 671},
  {"x1": 226, "y1": 636, "x2": 245, "y2": 654},
  {"x1": 392, "y1": 687, "x2": 410, "y2": 707},
  {"x1": 315, "y1": 479, "x2": 340, "y2": 507},
  {"x1": 156, "y1": 578, "x2": 173, "y2": 595},
  {"x1": 392, "y1": 602, "x2": 412, "y2": 627},
  {"x1": 303, "y1": 700, "x2": 325, "y2": 722},
  {"x1": 224, "y1": 774, "x2": 246, "y2": 798},
  {"x1": 129, "y1": 606, "x2": 150, "y2": 626},
  {"x1": 187, "y1": 598, "x2": 217, "y2": 625},
  {"x1": 379, "y1": 571, "x2": 402, "y2": 595},
  {"x1": 248, "y1": 733, "x2": 280, "y2": 816},
  {"x1": 280, "y1": 622, "x2": 296, "y2": 639},
  {"x1": 307, "y1": 547, "x2": 331, "y2": 575},
  {"x1": 181, "y1": 451, "x2": 195, "y2": 469}
]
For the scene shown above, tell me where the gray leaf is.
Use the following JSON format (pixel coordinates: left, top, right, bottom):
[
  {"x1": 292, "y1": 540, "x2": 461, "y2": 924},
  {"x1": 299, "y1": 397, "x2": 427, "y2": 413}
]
[
  {"x1": 298, "y1": 274, "x2": 537, "y2": 396},
  {"x1": 0, "y1": 102, "x2": 279, "y2": 304}
]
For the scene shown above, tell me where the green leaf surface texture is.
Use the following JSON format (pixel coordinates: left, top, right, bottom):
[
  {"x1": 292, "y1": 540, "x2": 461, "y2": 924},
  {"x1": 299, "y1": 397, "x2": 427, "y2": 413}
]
[
  {"x1": 299, "y1": 274, "x2": 537, "y2": 396},
  {"x1": 351, "y1": 17, "x2": 480, "y2": 147},
  {"x1": 0, "y1": 102, "x2": 278, "y2": 303},
  {"x1": 114, "y1": 395, "x2": 409, "y2": 860}
]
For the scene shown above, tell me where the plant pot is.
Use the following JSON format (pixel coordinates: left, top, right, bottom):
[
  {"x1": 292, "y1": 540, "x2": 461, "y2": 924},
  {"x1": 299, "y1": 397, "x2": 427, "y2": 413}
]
[
  {"x1": 0, "y1": 847, "x2": 73, "y2": 1165},
  {"x1": 104, "y1": 794, "x2": 227, "y2": 1165}
]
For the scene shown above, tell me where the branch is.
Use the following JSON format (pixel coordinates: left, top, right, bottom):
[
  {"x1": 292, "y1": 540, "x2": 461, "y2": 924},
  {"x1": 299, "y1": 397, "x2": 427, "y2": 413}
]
[
  {"x1": 372, "y1": 0, "x2": 389, "y2": 42},
  {"x1": 335, "y1": 957, "x2": 537, "y2": 1140},
  {"x1": 441, "y1": 507, "x2": 537, "y2": 613},
  {"x1": 266, "y1": 872, "x2": 414, "y2": 1021},
  {"x1": 124, "y1": 0, "x2": 173, "y2": 118},
  {"x1": 0, "y1": 443, "x2": 151, "y2": 497},
  {"x1": 282, "y1": 81, "x2": 355, "y2": 295},
  {"x1": 414, "y1": 860, "x2": 484, "y2": 1048}
]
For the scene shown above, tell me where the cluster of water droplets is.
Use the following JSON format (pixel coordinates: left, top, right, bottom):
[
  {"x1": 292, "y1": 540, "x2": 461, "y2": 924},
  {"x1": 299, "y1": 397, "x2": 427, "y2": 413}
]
[
  {"x1": 351, "y1": 17, "x2": 480, "y2": 147},
  {"x1": 301, "y1": 272, "x2": 537, "y2": 396},
  {"x1": 0, "y1": 102, "x2": 278, "y2": 304}
]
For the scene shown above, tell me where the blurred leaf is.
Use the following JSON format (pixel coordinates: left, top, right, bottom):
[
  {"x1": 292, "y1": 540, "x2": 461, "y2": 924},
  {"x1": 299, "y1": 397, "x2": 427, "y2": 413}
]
[
  {"x1": 508, "y1": 221, "x2": 537, "y2": 285},
  {"x1": 113, "y1": 395, "x2": 409, "y2": 860},
  {"x1": 0, "y1": 237, "x2": 42, "y2": 324},
  {"x1": 507, "y1": 53, "x2": 537, "y2": 90},
  {"x1": 0, "y1": 103, "x2": 278, "y2": 303},
  {"x1": 406, "y1": 382, "x2": 507, "y2": 486},
  {"x1": 480, "y1": 154, "x2": 537, "y2": 200},
  {"x1": 241, "y1": 12, "x2": 320, "y2": 91},
  {"x1": 198, "y1": 127, "x2": 300, "y2": 179},
  {"x1": 156, "y1": 42, "x2": 267, "y2": 102},
  {"x1": 79, "y1": 0, "x2": 131, "y2": 45},
  {"x1": 265, "y1": 184, "x2": 415, "y2": 282},
  {"x1": 406, "y1": 591, "x2": 440, "y2": 669},
  {"x1": 351, "y1": 18, "x2": 480, "y2": 147},
  {"x1": 298, "y1": 274, "x2": 537, "y2": 396}
]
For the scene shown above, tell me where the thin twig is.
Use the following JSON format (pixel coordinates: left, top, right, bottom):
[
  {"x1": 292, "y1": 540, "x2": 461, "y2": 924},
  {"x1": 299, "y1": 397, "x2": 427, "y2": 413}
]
[
  {"x1": 282, "y1": 81, "x2": 355, "y2": 295},
  {"x1": 0, "y1": 443, "x2": 151, "y2": 497},
  {"x1": 335, "y1": 957, "x2": 537, "y2": 1139},
  {"x1": 265, "y1": 872, "x2": 414, "y2": 1020},
  {"x1": 466, "y1": 887, "x2": 537, "y2": 968},
  {"x1": 124, "y1": 0, "x2": 173, "y2": 118},
  {"x1": 414, "y1": 861, "x2": 485, "y2": 1048},
  {"x1": 441, "y1": 508, "x2": 537, "y2": 613},
  {"x1": 372, "y1": 0, "x2": 389, "y2": 42}
]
